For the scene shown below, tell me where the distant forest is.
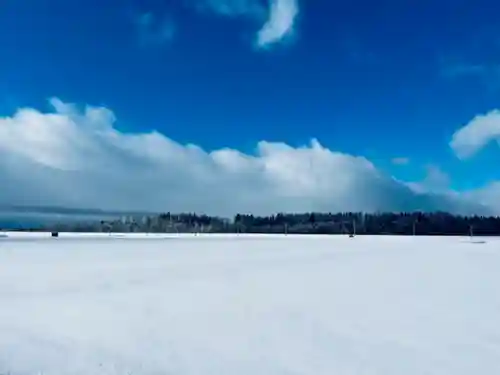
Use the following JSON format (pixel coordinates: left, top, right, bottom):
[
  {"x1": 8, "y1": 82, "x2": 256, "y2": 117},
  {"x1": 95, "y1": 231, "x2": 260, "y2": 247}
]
[{"x1": 9, "y1": 211, "x2": 500, "y2": 236}]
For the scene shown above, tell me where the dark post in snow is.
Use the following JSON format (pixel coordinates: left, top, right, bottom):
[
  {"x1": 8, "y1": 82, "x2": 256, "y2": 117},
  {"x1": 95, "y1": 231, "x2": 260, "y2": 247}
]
[
  {"x1": 469, "y1": 224, "x2": 474, "y2": 239},
  {"x1": 284, "y1": 222, "x2": 288, "y2": 236}
]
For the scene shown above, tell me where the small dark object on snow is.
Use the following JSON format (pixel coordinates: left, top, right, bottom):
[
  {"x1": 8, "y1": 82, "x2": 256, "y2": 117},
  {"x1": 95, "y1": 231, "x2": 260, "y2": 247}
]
[
  {"x1": 51, "y1": 232, "x2": 59, "y2": 238},
  {"x1": 349, "y1": 234, "x2": 354, "y2": 238}
]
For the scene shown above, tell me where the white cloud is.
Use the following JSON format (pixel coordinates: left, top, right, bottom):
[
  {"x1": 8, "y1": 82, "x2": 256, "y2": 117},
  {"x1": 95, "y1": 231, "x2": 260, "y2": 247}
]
[
  {"x1": 450, "y1": 109, "x2": 500, "y2": 159},
  {"x1": 0, "y1": 99, "x2": 493, "y2": 217},
  {"x1": 190, "y1": 0, "x2": 298, "y2": 48},
  {"x1": 256, "y1": 0, "x2": 298, "y2": 48}
]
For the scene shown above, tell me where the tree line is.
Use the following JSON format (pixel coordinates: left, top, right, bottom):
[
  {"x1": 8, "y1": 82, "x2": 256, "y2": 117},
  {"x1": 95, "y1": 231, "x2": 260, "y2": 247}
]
[{"x1": 26, "y1": 211, "x2": 500, "y2": 236}]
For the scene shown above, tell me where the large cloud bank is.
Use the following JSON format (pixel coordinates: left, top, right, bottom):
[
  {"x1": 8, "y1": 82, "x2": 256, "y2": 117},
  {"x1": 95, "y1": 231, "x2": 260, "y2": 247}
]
[{"x1": 0, "y1": 99, "x2": 493, "y2": 216}]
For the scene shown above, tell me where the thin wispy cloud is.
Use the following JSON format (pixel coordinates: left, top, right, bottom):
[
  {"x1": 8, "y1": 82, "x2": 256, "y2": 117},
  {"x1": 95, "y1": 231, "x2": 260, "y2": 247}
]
[
  {"x1": 441, "y1": 61, "x2": 500, "y2": 91},
  {"x1": 191, "y1": 0, "x2": 266, "y2": 17},
  {"x1": 0, "y1": 98, "x2": 492, "y2": 216},
  {"x1": 134, "y1": 12, "x2": 175, "y2": 46},
  {"x1": 439, "y1": 29, "x2": 500, "y2": 88},
  {"x1": 442, "y1": 62, "x2": 487, "y2": 79},
  {"x1": 340, "y1": 36, "x2": 379, "y2": 65},
  {"x1": 391, "y1": 157, "x2": 410, "y2": 166}
]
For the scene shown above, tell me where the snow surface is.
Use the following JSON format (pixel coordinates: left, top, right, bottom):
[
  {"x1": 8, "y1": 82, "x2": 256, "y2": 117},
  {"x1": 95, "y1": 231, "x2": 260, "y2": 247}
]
[{"x1": 1, "y1": 233, "x2": 499, "y2": 375}]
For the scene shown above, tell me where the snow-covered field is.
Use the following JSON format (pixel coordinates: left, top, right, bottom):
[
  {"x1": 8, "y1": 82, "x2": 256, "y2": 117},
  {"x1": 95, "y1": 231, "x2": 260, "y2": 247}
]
[{"x1": 0, "y1": 233, "x2": 499, "y2": 375}]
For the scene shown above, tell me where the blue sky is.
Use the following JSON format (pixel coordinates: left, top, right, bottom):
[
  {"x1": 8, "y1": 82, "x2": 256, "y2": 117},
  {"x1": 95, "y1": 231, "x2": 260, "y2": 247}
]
[{"x1": 1, "y1": 0, "x2": 500, "y2": 215}]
